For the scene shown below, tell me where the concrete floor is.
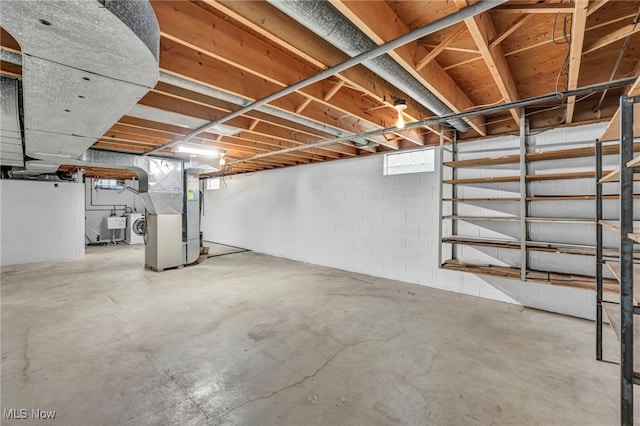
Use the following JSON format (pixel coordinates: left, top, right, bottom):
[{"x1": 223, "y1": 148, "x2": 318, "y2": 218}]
[{"x1": 0, "y1": 244, "x2": 627, "y2": 425}]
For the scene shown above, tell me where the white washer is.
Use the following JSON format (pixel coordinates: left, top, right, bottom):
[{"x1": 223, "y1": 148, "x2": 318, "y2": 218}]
[{"x1": 125, "y1": 213, "x2": 145, "y2": 244}]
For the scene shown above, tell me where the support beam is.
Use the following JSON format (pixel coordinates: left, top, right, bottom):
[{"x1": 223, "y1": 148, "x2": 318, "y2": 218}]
[
  {"x1": 566, "y1": 0, "x2": 589, "y2": 124},
  {"x1": 455, "y1": 0, "x2": 520, "y2": 124},
  {"x1": 587, "y1": 0, "x2": 611, "y2": 17},
  {"x1": 488, "y1": 15, "x2": 533, "y2": 49},
  {"x1": 493, "y1": 4, "x2": 575, "y2": 14},
  {"x1": 329, "y1": 0, "x2": 487, "y2": 135},
  {"x1": 583, "y1": 23, "x2": 640, "y2": 56},
  {"x1": 152, "y1": 2, "x2": 404, "y2": 149},
  {"x1": 415, "y1": 25, "x2": 465, "y2": 72},
  {"x1": 203, "y1": 0, "x2": 447, "y2": 140},
  {"x1": 324, "y1": 80, "x2": 345, "y2": 101}
]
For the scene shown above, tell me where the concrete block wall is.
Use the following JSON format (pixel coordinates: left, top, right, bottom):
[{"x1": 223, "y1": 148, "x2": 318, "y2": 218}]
[
  {"x1": 202, "y1": 123, "x2": 623, "y2": 319},
  {"x1": 0, "y1": 180, "x2": 84, "y2": 266}
]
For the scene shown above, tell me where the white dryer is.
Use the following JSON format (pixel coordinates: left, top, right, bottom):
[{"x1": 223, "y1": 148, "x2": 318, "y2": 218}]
[{"x1": 125, "y1": 213, "x2": 145, "y2": 244}]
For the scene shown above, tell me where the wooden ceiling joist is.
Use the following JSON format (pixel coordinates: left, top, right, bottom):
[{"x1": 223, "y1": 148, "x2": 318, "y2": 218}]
[
  {"x1": 494, "y1": 4, "x2": 576, "y2": 14},
  {"x1": 488, "y1": 14, "x2": 533, "y2": 49},
  {"x1": 153, "y1": 1, "x2": 409, "y2": 149},
  {"x1": 415, "y1": 25, "x2": 466, "y2": 72},
  {"x1": 328, "y1": 0, "x2": 487, "y2": 136},
  {"x1": 565, "y1": 0, "x2": 589, "y2": 124},
  {"x1": 582, "y1": 23, "x2": 640, "y2": 56},
  {"x1": 200, "y1": 0, "x2": 450, "y2": 140},
  {"x1": 455, "y1": 0, "x2": 520, "y2": 124}
]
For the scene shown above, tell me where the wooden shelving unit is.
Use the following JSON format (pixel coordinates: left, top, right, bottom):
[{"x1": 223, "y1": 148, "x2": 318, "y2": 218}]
[{"x1": 439, "y1": 109, "x2": 631, "y2": 293}]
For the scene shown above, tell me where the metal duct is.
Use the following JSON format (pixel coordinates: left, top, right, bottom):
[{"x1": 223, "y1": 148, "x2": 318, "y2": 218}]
[
  {"x1": 0, "y1": 0, "x2": 160, "y2": 173},
  {"x1": 0, "y1": 77, "x2": 24, "y2": 167},
  {"x1": 267, "y1": 0, "x2": 471, "y2": 133},
  {"x1": 73, "y1": 150, "x2": 183, "y2": 215}
]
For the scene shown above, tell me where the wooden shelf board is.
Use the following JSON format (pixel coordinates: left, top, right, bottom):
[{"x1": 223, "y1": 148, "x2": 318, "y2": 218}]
[
  {"x1": 441, "y1": 259, "x2": 619, "y2": 292},
  {"x1": 526, "y1": 217, "x2": 593, "y2": 224},
  {"x1": 599, "y1": 220, "x2": 640, "y2": 236},
  {"x1": 444, "y1": 171, "x2": 616, "y2": 185},
  {"x1": 605, "y1": 261, "x2": 640, "y2": 307},
  {"x1": 443, "y1": 215, "x2": 519, "y2": 222},
  {"x1": 630, "y1": 233, "x2": 640, "y2": 244},
  {"x1": 628, "y1": 156, "x2": 640, "y2": 168},
  {"x1": 526, "y1": 171, "x2": 612, "y2": 181},
  {"x1": 599, "y1": 169, "x2": 640, "y2": 183},
  {"x1": 442, "y1": 198, "x2": 520, "y2": 202},
  {"x1": 442, "y1": 236, "x2": 640, "y2": 258},
  {"x1": 444, "y1": 144, "x2": 640, "y2": 169},
  {"x1": 443, "y1": 176, "x2": 519, "y2": 185},
  {"x1": 443, "y1": 195, "x2": 638, "y2": 202}
]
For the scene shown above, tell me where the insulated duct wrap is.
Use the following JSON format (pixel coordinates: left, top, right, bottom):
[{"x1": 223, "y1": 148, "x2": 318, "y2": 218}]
[
  {"x1": 0, "y1": 0, "x2": 160, "y2": 173},
  {"x1": 267, "y1": 0, "x2": 471, "y2": 132},
  {"x1": 73, "y1": 150, "x2": 184, "y2": 215}
]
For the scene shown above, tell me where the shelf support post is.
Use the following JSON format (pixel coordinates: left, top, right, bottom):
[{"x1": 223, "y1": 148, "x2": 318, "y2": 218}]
[
  {"x1": 595, "y1": 140, "x2": 603, "y2": 361},
  {"x1": 619, "y1": 95, "x2": 635, "y2": 426},
  {"x1": 519, "y1": 110, "x2": 529, "y2": 281},
  {"x1": 452, "y1": 130, "x2": 459, "y2": 260},
  {"x1": 438, "y1": 125, "x2": 445, "y2": 267}
]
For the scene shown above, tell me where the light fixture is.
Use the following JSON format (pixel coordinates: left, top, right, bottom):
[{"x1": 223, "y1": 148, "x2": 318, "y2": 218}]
[
  {"x1": 393, "y1": 98, "x2": 407, "y2": 129},
  {"x1": 219, "y1": 152, "x2": 226, "y2": 167},
  {"x1": 175, "y1": 144, "x2": 219, "y2": 158}
]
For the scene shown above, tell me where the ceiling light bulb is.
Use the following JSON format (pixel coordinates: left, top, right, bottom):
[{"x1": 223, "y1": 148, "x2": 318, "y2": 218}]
[
  {"x1": 219, "y1": 157, "x2": 226, "y2": 167},
  {"x1": 396, "y1": 111, "x2": 405, "y2": 129},
  {"x1": 394, "y1": 98, "x2": 407, "y2": 129}
]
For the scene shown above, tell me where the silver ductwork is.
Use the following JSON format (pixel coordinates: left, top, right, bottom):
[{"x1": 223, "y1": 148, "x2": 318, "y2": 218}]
[
  {"x1": 0, "y1": 77, "x2": 24, "y2": 167},
  {"x1": 75, "y1": 150, "x2": 183, "y2": 215},
  {"x1": 267, "y1": 0, "x2": 471, "y2": 133},
  {"x1": 0, "y1": 0, "x2": 160, "y2": 174}
]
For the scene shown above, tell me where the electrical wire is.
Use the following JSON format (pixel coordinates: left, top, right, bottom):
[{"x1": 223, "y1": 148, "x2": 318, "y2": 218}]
[{"x1": 593, "y1": 3, "x2": 640, "y2": 115}]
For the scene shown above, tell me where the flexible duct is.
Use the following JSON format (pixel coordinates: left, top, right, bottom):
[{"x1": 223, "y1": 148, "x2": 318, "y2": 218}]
[{"x1": 267, "y1": 0, "x2": 471, "y2": 133}]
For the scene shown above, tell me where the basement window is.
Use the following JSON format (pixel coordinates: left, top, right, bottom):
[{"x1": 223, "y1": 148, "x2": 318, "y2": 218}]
[
  {"x1": 94, "y1": 179, "x2": 125, "y2": 191},
  {"x1": 384, "y1": 147, "x2": 435, "y2": 176},
  {"x1": 206, "y1": 177, "x2": 220, "y2": 191}
]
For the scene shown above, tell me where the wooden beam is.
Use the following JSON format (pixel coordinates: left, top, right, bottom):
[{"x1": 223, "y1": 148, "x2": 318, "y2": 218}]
[
  {"x1": 587, "y1": 0, "x2": 611, "y2": 17},
  {"x1": 494, "y1": 4, "x2": 575, "y2": 14},
  {"x1": 600, "y1": 65, "x2": 640, "y2": 142},
  {"x1": 199, "y1": 0, "x2": 445, "y2": 140},
  {"x1": 455, "y1": 0, "x2": 520, "y2": 124},
  {"x1": 295, "y1": 97, "x2": 312, "y2": 114},
  {"x1": 115, "y1": 115, "x2": 334, "y2": 163},
  {"x1": 443, "y1": 11, "x2": 638, "y2": 71},
  {"x1": 488, "y1": 15, "x2": 533, "y2": 49},
  {"x1": 565, "y1": 0, "x2": 589, "y2": 124},
  {"x1": 328, "y1": 0, "x2": 487, "y2": 136},
  {"x1": 415, "y1": 25, "x2": 465, "y2": 72},
  {"x1": 583, "y1": 23, "x2": 640, "y2": 55},
  {"x1": 248, "y1": 119, "x2": 260, "y2": 131},
  {"x1": 152, "y1": 2, "x2": 405, "y2": 149},
  {"x1": 324, "y1": 80, "x2": 345, "y2": 101}
]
